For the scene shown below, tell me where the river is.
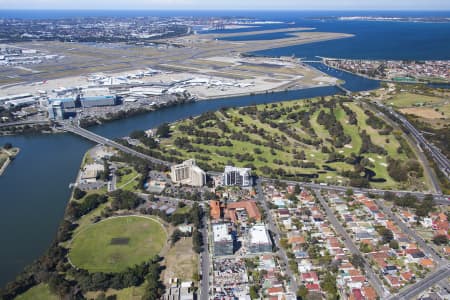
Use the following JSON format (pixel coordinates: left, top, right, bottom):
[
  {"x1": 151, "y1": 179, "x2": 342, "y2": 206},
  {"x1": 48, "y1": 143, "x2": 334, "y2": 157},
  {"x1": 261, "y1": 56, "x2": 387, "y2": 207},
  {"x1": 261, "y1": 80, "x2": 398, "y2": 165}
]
[
  {"x1": 0, "y1": 10, "x2": 449, "y2": 286},
  {"x1": 0, "y1": 85, "x2": 344, "y2": 286}
]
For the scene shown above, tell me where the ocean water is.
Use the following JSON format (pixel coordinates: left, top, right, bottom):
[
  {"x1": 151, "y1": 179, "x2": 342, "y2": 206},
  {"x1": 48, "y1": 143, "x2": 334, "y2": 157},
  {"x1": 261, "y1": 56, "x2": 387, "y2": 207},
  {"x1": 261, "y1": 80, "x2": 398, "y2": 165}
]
[
  {"x1": 0, "y1": 10, "x2": 448, "y2": 288},
  {"x1": 252, "y1": 19, "x2": 450, "y2": 60}
]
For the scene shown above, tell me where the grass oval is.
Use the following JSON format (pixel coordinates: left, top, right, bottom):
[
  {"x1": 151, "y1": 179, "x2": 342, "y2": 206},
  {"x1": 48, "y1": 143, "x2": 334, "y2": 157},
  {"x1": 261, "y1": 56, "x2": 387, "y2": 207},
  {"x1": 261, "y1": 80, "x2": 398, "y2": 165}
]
[{"x1": 69, "y1": 216, "x2": 167, "y2": 273}]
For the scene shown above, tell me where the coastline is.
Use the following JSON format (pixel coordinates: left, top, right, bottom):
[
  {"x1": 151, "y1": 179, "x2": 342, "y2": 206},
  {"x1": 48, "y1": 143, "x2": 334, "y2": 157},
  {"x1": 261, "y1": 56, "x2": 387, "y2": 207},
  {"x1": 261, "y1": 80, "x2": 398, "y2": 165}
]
[
  {"x1": 319, "y1": 56, "x2": 450, "y2": 85},
  {"x1": 0, "y1": 147, "x2": 20, "y2": 176}
]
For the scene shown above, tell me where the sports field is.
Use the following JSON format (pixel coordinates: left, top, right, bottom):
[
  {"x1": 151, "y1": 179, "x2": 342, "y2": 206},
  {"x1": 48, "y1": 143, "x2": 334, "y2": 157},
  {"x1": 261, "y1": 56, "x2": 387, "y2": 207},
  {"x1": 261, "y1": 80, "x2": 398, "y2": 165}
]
[
  {"x1": 69, "y1": 216, "x2": 167, "y2": 273},
  {"x1": 386, "y1": 92, "x2": 443, "y2": 108}
]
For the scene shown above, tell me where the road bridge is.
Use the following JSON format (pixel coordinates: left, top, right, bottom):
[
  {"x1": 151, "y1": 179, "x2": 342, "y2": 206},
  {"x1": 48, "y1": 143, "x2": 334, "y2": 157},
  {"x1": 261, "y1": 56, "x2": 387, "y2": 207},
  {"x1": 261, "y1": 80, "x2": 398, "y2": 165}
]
[
  {"x1": 336, "y1": 83, "x2": 351, "y2": 95},
  {"x1": 61, "y1": 124, "x2": 450, "y2": 205},
  {"x1": 61, "y1": 123, "x2": 174, "y2": 167}
]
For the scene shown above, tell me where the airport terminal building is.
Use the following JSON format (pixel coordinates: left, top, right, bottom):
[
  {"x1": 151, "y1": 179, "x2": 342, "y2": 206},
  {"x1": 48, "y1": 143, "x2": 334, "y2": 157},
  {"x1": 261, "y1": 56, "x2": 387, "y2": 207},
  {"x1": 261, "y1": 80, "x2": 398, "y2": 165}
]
[{"x1": 80, "y1": 88, "x2": 117, "y2": 108}]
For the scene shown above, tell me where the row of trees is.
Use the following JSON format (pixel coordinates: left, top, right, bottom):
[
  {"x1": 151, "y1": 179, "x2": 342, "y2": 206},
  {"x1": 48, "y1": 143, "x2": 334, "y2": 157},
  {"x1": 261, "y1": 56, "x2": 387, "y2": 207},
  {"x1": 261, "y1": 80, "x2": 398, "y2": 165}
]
[
  {"x1": 66, "y1": 193, "x2": 108, "y2": 220},
  {"x1": 110, "y1": 189, "x2": 144, "y2": 210},
  {"x1": 73, "y1": 257, "x2": 163, "y2": 292},
  {"x1": 317, "y1": 109, "x2": 352, "y2": 148}
]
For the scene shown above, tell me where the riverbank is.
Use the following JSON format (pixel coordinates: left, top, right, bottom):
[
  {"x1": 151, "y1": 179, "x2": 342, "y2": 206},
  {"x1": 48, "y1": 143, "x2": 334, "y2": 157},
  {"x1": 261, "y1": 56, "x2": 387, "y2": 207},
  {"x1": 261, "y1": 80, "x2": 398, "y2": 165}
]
[
  {"x1": 0, "y1": 147, "x2": 19, "y2": 176},
  {"x1": 320, "y1": 57, "x2": 450, "y2": 85}
]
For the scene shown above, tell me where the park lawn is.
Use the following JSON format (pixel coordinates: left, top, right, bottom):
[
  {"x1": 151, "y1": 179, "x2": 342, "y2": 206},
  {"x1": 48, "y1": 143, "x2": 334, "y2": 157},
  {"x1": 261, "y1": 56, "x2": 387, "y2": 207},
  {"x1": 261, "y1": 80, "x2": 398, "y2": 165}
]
[
  {"x1": 15, "y1": 284, "x2": 59, "y2": 300},
  {"x1": 317, "y1": 172, "x2": 348, "y2": 185},
  {"x1": 81, "y1": 151, "x2": 94, "y2": 167},
  {"x1": 386, "y1": 92, "x2": 444, "y2": 108},
  {"x1": 163, "y1": 237, "x2": 199, "y2": 284},
  {"x1": 437, "y1": 103, "x2": 450, "y2": 117},
  {"x1": 85, "y1": 284, "x2": 146, "y2": 300},
  {"x1": 173, "y1": 205, "x2": 191, "y2": 215},
  {"x1": 364, "y1": 154, "x2": 398, "y2": 189},
  {"x1": 334, "y1": 106, "x2": 362, "y2": 155},
  {"x1": 71, "y1": 200, "x2": 110, "y2": 237},
  {"x1": 116, "y1": 167, "x2": 140, "y2": 191},
  {"x1": 68, "y1": 188, "x2": 110, "y2": 232},
  {"x1": 346, "y1": 103, "x2": 405, "y2": 158},
  {"x1": 69, "y1": 216, "x2": 167, "y2": 273},
  {"x1": 310, "y1": 109, "x2": 331, "y2": 141}
]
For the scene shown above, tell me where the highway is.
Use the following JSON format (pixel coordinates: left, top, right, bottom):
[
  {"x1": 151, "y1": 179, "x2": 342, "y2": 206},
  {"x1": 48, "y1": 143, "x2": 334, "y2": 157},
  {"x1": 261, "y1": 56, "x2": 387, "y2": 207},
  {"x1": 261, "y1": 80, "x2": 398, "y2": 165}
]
[
  {"x1": 260, "y1": 177, "x2": 450, "y2": 206},
  {"x1": 61, "y1": 125, "x2": 450, "y2": 205},
  {"x1": 389, "y1": 265, "x2": 450, "y2": 300},
  {"x1": 63, "y1": 122, "x2": 450, "y2": 205},
  {"x1": 386, "y1": 106, "x2": 450, "y2": 180},
  {"x1": 313, "y1": 190, "x2": 387, "y2": 298},
  {"x1": 256, "y1": 179, "x2": 298, "y2": 294},
  {"x1": 363, "y1": 101, "x2": 441, "y2": 194},
  {"x1": 207, "y1": 172, "x2": 450, "y2": 205}
]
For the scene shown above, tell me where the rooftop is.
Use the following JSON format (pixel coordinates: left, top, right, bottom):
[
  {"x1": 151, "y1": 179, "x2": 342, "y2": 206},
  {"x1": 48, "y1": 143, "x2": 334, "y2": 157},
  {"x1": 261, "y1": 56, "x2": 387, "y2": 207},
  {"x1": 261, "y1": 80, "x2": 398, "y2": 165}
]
[
  {"x1": 249, "y1": 224, "x2": 271, "y2": 244},
  {"x1": 212, "y1": 223, "x2": 231, "y2": 242}
]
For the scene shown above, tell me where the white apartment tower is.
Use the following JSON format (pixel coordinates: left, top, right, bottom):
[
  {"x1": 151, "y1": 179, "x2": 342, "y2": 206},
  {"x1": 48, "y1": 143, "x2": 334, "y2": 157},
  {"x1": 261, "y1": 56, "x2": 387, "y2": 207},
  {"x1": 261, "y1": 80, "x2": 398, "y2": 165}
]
[
  {"x1": 222, "y1": 166, "x2": 252, "y2": 187},
  {"x1": 170, "y1": 159, "x2": 206, "y2": 187}
]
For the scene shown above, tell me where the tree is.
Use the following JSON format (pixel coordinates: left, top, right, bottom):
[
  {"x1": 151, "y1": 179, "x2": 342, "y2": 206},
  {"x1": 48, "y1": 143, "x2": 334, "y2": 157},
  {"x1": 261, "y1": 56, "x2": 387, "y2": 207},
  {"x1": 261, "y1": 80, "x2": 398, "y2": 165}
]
[
  {"x1": 346, "y1": 188, "x2": 354, "y2": 196},
  {"x1": 249, "y1": 285, "x2": 259, "y2": 299},
  {"x1": 321, "y1": 272, "x2": 337, "y2": 296},
  {"x1": 380, "y1": 228, "x2": 394, "y2": 244},
  {"x1": 416, "y1": 195, "x2": 435, "y2": 218},
  {"x1": 171, "y1": 229, "x2": 183, "y2": 245},
  {"x1": 110, "y1": 189, "x2": 143, "y2": 210},
  {"x1": 350, "y1": 254, "x2": 365, "y2": 270},
  {"x1": 389, "y1": 240, "x2": 399, "y2": 249},
  {"x1": 156, "y1": 123, "x2": 170, "y2": 138},
  {"x1": 384, "y1": 191, "x2": 396, "y2": 202},
  {"x1": 432, "y1": 235, "x2": 448, "y2": 245},
  {"x1": 73, "y1": 187, "x2": 86, "y2": 200},
  {"x1": 297, "y1": 285, "x2": 308, "y2": 299},
  {"x1": 129, "y1": 130, "x2": 146, "y2": 139}
]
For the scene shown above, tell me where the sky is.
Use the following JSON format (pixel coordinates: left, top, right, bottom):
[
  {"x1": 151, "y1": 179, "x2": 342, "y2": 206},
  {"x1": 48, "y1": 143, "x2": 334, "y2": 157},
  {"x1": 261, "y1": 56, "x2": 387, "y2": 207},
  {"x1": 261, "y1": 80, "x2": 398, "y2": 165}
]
[{"x1": 0, "y1": 0, "x2": 449, "y2": 10}]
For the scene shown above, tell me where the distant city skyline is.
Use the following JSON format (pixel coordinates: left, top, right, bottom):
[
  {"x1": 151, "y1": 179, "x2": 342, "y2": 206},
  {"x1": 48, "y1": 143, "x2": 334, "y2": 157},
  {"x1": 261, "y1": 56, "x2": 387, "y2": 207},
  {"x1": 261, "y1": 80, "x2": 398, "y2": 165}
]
[{"x1": 1, "y1": 0, "x2": 450, "y2": 10}]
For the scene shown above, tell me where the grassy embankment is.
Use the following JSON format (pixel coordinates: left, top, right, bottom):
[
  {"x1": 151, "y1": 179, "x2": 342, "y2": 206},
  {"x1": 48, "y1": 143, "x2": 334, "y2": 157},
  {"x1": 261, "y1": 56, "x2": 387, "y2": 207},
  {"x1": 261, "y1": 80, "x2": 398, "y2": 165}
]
[
  {"x1": 382, "y1": 91, "x2": 450, "y2": 193},
  {"x1": 14, "y1": 284, "x2": 59, "y2": 300}
]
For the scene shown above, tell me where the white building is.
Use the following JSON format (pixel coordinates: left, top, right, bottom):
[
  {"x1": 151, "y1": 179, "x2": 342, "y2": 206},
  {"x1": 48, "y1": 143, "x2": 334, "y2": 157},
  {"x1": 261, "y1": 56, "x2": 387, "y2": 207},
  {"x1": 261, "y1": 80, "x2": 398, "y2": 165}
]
[
  {"x1": 48, "y1": 101, "x2": 64, "y2": 120},
  {"x1": 170, "y1": 159, "x2": 206, "y2": 187},
  {"x1": 212, "y1": 223, "x2": 233, "y2": 256},
  {"x1": 248, "y1": 224, "x2": 272, "y2": 253},
  {"x1": 222, "y1": 166, "x2": 252, "y2": 187}
]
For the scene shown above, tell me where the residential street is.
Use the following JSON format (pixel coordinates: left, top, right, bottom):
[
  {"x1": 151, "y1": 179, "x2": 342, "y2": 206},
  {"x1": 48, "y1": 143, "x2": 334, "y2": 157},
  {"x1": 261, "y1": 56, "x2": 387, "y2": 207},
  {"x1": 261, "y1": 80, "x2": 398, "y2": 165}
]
[
  {"x1": 256, "y1": 179, "x2": 298, "y2": 294},
  {"x1": 314, "y1": 190, "x2": 387, "y2": 298}
]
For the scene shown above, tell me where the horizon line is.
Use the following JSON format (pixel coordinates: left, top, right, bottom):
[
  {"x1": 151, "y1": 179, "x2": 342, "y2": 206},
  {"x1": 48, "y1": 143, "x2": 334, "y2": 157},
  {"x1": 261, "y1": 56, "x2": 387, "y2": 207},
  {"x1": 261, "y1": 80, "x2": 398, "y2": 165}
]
[{"x1": 1, "y1": 8, "x2": 450, "y2": 11}]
